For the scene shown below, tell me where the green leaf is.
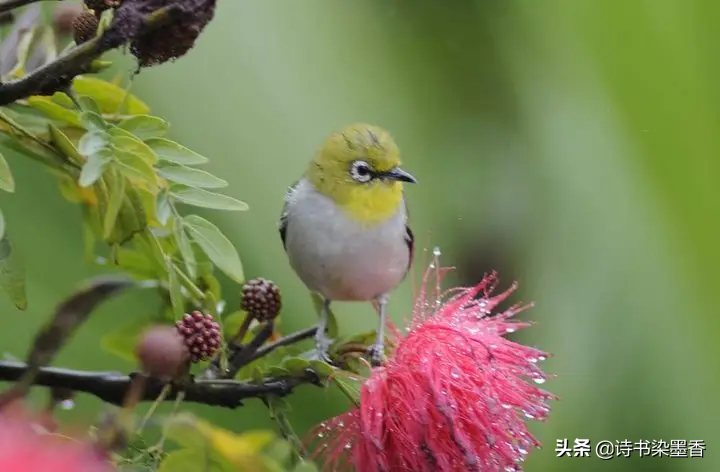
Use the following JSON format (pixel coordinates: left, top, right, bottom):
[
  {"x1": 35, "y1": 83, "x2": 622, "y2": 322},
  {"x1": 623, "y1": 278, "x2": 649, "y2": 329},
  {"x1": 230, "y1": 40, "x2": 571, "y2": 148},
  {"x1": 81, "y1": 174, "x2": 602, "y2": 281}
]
[
  {"x1": 71, "y1": 76, "x2": 150, "y2": 115},
  {"x1": 48, "y1": 124, "x2": 85, "y2": 166},
  {"x1": 311, "y1": 292, "x2": 339, "y2": 338},
  {"x1": 222, "y1": 311, "x2": 250, "y2": 341},
  {"x1": 77, "y1": 96, "x2": 100, "y2": 114},
  {"x1": 0, "y1": 152, "x2": 15, "y2": 193},
  {"x1": 145, "y1": 138, "x2": 209, "y2": 165},
  {"x1": 102, "y1": 171, "x2": 125, "y2": 239},
  {"x1": 114, "y1": 247, "x2": 156, "y2": 279},
  {"x1": 79, "y1": 148, "x2": 111, "y2": 188},
  {"x1": 0, "y1": 235, "x2": 26, "y2": 310},
  {"x1": 171, "y1": 186, "x2": 248, "y2": 211},
  {"x1": 26, "y1": 97, "x2": 81, "y2": 127},
  {"x1": 101, "y1": 318, "x2": 155, "y2": 362},
  {"x1": 156, "y1": 189, "x2": 172, "y2": 226},
  {"x1": 292, "y1": 461, "x2": 320, "y2": 472},
  {"x1": 266, "y1": 366, "x2": 290, "y2": 377},
  {"x1": 183, "y1": 215, "x2": 244, "y2": 283},
  {"x1": 109, "y1": 186, "x2": 148, "y2": 245},
  {"x1": 158, "y1": 163, "x2": 228, "y2": 189},
  {"x1": 175, "y1": 226, "x2": 197, "y2": 279},
  {"x1": 158, "y1": 449, "x2": 229, "y2": 472},
  {"x1": 111, "y1": 134, "x2": 158, "y2": 165},
  {"x1": 79, "y1": 111, "x2": 107, "y2": 131},
  {"x1": 118, "y1": 115, "x2": 169, "y2": 140},
  {"x1": 167, "y1": 257, "x2": 184, "y2": 319},
  {"x1": 78, "y1": 130, "x2": 109, "y2": 157},
  {"x1": 309, "y1": 360, "x2": 335, "y2": 378},
  {"x1": 282, "y1": 357, "x2": 310, "y2": 374},
  {"x1": 114, "y1": 149, "x2": 157, "y2": 186}
]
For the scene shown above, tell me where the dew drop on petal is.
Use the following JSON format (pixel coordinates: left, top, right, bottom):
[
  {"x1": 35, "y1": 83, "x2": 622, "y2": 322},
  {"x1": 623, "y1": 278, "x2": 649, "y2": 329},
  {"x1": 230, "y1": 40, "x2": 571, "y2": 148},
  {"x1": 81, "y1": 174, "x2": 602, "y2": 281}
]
[
  {"x1": 450, "y1": 367, "x2": 461, "y2": 379},
  {"x1": 432, "y1": 246, "x2": 442, "y2": 257},
  {"x1": 533, "y1": 377, "x2": 546, "y2": 384}
]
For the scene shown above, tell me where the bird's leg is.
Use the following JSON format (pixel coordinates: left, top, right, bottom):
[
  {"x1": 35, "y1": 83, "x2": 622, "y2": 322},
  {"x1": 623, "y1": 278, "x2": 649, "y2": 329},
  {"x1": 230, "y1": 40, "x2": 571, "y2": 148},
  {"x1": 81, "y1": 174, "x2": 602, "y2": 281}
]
[
  {"x1": 367, "y1": 294, "x2": 389, "y2": 367},
  {"x1": 312, "y1": 297, "x2": 333, "y2": 362}
]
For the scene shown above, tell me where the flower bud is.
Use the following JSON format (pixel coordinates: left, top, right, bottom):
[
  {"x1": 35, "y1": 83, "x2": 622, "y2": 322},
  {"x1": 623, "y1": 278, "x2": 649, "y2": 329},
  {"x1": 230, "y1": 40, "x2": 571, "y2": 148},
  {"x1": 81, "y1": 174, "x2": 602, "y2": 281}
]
[
  {"x1": 135, "y1": 325, "x2": 189, "y2": 379},
  {"x1": 175, "y1": 311, "x2": 221, "y2": 363},
  {"x1": 241, "y1": 278, "x2": 282, "y2": 322}
]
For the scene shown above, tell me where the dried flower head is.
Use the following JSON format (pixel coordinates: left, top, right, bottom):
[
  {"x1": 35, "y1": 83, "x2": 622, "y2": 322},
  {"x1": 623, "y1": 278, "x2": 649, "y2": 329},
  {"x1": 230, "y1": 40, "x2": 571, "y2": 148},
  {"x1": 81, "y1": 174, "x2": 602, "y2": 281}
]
[
  {"x1": 72, "y1": 9, "x2": 99, "y2": 44},
  {"x1": 312, "y1": 264, "x2": 556, "y2": 472},
  {"x1": 241, "y1": 278, "x2": 282, "y2": 322},
  {"x1": 0, "y1": 404, "x2": 113, "y2": 472},
  {"x1": 175, "y1": 311, "x2": 221, "y2": 362},
  {"x1": 117, "y1": 0, "x2": 217, "y2": 68},
  {"x1": 135, "y1": 325, "x2": 189, "y2": 378}
]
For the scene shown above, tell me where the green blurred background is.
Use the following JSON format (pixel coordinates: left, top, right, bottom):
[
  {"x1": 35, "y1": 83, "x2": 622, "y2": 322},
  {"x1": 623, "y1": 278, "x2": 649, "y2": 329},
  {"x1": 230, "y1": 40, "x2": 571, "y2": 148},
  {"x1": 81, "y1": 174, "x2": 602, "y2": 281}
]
[{"x1": 2, "y1": 0, "x2": 719, "y2": 470}]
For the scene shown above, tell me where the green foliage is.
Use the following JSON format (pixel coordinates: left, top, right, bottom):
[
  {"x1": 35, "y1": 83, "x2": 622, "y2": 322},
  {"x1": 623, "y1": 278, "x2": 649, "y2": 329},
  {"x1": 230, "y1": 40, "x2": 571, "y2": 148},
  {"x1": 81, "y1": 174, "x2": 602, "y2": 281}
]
[
  {"x1": 159, "y1": 413, "x2": 318, "y2": 472},
  {"x1": 0, "y1": 77, "x2": 248, "y2": 319}
]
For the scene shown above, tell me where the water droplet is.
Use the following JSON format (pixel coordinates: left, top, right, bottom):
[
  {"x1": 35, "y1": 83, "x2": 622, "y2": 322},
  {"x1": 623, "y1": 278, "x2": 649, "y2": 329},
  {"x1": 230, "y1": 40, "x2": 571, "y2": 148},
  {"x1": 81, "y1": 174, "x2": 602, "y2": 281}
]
[
  {"x1": 518, "y1": 448, "x2": 528, "y2": 456},
  {"x1": 429, "y1": 262, "x2": 436, "y2": 269},
  {"x1": 450, "y1": 367, "x2": 461, "y2": 379},
  {"x1": 59, "y1": 399, "x2": 74, "y2": 410},
  {"x1": 538, "y1": 355, "x2": 547, "y2": 361},
  {"x1": 317, "y1": 432, "x2": 325, "y2": 438},
  {"x1": 344, "y1": 442, "x2": 353, "y2": 450},
  {"x1": 523, "y1": 411, "x2": 535, "y2": 419},
  {"x1": 502, "y1": 403, "x2": 512, "y2": 409},
  {"x1": 504, "y1": 466, "x2": 518, "y2": 472},
  {"x1": 432, "y1": 246, "x2": 442, "y2": 257},
  {"x1": 528, "y1": 358, "x2": 538, "y2": 364},
  {"x1": 337, "y1": 421, "x2": 344, "y2": 428},
  {"x1": 533, "y1": 377, "x2": 546, "y2": 384},
  {"x1": 506, "y1": 327, "x2": 516, "y2": 333}
]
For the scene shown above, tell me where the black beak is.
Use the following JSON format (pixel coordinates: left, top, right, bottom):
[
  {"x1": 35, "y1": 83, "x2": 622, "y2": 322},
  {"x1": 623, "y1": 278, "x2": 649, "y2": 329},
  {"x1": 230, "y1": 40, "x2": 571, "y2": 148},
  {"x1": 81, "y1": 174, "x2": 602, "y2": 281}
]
[{"x1": 383, "y1": 167, "x2": 417, "y2": 184}]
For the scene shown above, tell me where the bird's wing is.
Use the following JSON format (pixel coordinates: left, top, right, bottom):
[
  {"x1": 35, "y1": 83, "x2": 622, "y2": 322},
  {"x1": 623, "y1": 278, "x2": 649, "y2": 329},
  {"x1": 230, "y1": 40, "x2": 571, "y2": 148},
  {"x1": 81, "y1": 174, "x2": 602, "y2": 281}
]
[
  {"x1": 278, "y1": 180, "x2": 300, "y2": 250},
  {"x1": 403, "y1": 197, "x2": 415, "y2": 273}
]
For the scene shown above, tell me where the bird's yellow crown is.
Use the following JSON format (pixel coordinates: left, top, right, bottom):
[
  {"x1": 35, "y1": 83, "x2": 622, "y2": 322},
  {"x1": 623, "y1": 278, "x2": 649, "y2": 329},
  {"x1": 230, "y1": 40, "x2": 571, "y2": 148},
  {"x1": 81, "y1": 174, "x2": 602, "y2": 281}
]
[{"x1": 307, "y1": 124, "x2": 410, "y2": 225}]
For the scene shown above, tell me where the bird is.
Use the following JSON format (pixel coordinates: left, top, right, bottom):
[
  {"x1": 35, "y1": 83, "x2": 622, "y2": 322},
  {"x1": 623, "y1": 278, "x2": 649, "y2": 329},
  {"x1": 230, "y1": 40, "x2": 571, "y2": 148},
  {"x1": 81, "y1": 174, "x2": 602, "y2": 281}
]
[{"x1": 278, "y1": 124, "x2": 416, "y2": 365}]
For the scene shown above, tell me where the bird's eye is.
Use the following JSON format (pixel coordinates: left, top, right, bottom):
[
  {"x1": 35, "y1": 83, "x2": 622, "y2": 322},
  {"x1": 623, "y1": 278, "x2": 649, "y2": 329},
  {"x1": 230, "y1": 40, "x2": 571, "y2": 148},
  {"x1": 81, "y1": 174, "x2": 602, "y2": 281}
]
[{"x1": 350, "y1": 160, "x2": 373, "y2": 183}]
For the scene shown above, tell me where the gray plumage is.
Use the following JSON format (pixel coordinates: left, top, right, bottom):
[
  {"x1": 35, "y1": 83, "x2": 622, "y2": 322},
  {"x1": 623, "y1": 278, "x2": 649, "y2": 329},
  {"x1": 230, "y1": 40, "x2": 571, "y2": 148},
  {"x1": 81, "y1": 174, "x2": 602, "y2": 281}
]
[{"x1": 280, "y1": 178, "x2": 412, "y2": 302}]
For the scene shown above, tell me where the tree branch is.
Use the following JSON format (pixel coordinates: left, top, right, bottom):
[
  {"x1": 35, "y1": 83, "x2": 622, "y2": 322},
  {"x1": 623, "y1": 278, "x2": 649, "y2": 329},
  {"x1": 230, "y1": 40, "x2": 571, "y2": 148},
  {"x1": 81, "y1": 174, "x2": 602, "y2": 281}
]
[
  {"x1": 0, "y1": 361, "x2": 321, "y2": 409},
  {"x1": 0, "y1": 0, "x2": 50, "y2": 15},
  {"x1": 0, "y1": 4, "x2": 182, "y2": 105}
]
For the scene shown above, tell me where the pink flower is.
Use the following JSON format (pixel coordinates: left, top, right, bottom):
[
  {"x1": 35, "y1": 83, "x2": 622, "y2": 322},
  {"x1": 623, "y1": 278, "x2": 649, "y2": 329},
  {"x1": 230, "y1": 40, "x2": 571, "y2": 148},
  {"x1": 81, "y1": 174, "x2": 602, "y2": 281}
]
[
  {"x1": 312, "y1": 267, "x2": 556, "y2": 472},
  {"x1": 0, "y1": 403, "x2": 114, "y2": 472}
]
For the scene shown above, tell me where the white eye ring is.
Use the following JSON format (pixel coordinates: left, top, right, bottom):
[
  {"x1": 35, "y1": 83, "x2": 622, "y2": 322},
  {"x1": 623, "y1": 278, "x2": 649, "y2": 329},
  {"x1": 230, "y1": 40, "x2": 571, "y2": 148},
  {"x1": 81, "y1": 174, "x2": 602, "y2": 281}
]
[{"x1": 350, "y1": 160, "x2": 373, "y2": 183}]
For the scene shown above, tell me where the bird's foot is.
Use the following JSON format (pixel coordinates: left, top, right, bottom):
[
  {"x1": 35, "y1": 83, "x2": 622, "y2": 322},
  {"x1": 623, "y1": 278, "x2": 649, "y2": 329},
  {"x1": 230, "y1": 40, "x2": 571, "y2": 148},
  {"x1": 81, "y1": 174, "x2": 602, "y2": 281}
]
[
  {"x1": 309, "y1": 332, "x2": 334, "y2": 363},
  {"x1": 365, "y1": 343, "x2": 386, "y2": 367}
]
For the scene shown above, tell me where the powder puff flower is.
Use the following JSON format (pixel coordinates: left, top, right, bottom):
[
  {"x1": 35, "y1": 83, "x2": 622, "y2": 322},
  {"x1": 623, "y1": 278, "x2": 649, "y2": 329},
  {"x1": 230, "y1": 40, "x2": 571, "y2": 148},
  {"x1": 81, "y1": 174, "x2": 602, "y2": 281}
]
[
  {"x1": 312, "y1": 265, "x2": 556, "y2": 472},
  {"x1": 0, "y1": 403, "x2": 114, "y2": 472}
]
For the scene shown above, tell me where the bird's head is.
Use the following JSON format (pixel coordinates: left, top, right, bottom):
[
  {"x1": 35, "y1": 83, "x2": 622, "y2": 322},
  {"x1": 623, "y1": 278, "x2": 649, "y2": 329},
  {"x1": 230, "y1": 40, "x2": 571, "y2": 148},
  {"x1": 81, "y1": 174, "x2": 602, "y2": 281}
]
[{"x1": 307, "y1": 124, "x2": 416, "y2": 224}]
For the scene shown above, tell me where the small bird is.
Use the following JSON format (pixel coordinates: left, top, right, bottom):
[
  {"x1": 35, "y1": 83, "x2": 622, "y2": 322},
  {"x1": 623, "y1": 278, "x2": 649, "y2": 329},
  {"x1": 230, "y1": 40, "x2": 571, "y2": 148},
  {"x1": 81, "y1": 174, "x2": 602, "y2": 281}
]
[{"x1": 279, "y1": 124, "x2": 416, "y2": 365}]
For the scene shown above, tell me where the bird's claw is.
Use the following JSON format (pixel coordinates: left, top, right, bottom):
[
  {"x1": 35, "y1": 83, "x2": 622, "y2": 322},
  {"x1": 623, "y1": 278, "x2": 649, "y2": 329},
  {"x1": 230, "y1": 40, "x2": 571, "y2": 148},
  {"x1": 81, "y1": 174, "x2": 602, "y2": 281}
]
[
  {"x1": 366, "y1": 343, "x2": 386, "y2": 367},
  {"x1": 310, "y1": 332, "x2": 334, "y2": 363}
]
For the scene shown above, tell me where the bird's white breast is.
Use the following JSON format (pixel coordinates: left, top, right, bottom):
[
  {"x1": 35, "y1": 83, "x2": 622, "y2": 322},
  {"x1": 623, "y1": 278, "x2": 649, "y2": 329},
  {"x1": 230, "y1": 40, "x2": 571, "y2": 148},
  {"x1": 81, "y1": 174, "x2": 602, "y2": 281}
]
[{"x1": 283, "y1": 178, "x2": 410, "y2": 301}]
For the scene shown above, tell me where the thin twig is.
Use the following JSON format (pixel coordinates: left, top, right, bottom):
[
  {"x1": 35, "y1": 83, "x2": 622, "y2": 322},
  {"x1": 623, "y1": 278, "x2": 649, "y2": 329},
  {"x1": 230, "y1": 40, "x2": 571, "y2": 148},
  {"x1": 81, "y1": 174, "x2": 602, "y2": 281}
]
[
  {"x1": 249, "y1": 326, "x2": 317, "y2": 364},
  {"x1": 0, "y1": 4, "x2": 182, "y2": 105},
  {"x1": 0, "y1": 361, "x2": 322, "y2": 409},
  {"x1": 0, "y1": 0, "x2": 50, "y2": 15}
]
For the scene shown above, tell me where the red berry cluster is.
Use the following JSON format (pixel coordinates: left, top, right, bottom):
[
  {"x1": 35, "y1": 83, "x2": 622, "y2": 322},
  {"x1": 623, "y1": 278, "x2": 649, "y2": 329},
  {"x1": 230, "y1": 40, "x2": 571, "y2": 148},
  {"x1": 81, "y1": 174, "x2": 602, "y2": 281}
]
[{"x1": 175, "y1": 311, "x2": 221, "y2": 363}]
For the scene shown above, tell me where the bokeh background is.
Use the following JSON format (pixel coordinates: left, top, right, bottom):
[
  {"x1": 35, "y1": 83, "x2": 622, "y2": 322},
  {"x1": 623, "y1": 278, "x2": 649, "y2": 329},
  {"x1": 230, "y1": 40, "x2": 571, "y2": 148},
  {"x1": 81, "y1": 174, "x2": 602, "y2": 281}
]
[{"x1": 1, "y1": 1, "x2": 718, "y2": 470}]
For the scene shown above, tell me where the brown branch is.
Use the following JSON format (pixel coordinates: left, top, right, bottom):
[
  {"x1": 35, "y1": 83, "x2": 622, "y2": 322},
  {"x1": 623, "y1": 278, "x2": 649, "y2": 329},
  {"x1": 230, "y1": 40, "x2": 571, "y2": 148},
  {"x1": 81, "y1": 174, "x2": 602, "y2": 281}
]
[
  {"x1": 0, "y1": 4, "x2": 182, "y2": 105},
  {"x1": 0, "y1": 0, "x2": 51, "y2": 15},
  {"x1": 0, "y1": 361, "x2": 322, "y2": 409}
]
